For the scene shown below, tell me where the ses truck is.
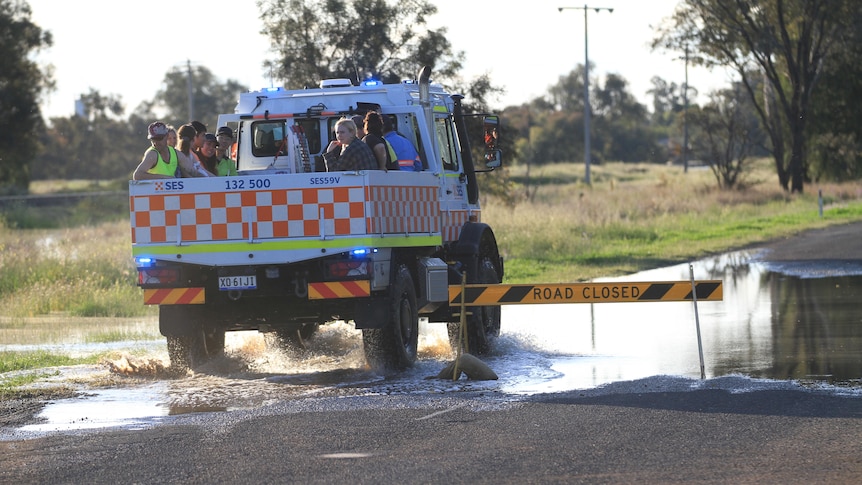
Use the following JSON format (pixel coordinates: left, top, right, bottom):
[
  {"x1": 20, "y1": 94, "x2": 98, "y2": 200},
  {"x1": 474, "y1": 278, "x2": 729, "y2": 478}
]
[{"x1": 130, "y1": 67, "x2": 503, "y2": 370}]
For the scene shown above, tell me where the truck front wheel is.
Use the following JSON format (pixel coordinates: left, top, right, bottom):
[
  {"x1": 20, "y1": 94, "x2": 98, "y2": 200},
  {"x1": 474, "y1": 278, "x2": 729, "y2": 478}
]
[
  {"x1": 448, "y1": 256, "x2": 501, "y2": 355},
  {"x1": 362, "y1": 264, "x2": 419, "y2": 370}
]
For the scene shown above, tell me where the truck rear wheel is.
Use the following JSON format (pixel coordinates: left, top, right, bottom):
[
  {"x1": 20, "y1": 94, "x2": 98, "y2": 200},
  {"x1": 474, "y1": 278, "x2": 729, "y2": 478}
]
[
  {"x1": 161, "y1": 306, "x2": 224, "y2": 371},
  {"x1": 362, "y1": 264, "x2": 419, "y2": 370},
  {"x1": 267, "y1": 323, "x2": 320, "y2": 351},
  {"x1": 448, "y1": 256, "x2": 501, "y2": 355}
]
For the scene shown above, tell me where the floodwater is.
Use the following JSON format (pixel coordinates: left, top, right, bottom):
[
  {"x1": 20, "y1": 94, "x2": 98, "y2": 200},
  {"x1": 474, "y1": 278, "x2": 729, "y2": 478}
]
[{"x1": 4, "y1": 248, "x2": 862, "y2": 433}]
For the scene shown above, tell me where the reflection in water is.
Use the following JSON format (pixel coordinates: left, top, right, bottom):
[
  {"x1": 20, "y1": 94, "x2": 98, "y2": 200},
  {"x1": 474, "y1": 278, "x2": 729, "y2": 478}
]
[
  {"x1": 761, "y1": 272, "x2": 862, "y2": 382},
  {"x1": 614, "y1": 251, "x2": 862, "y2": 384},
  {"x1": 503, "y1": 250, "x2": 862, "y2": 387}
]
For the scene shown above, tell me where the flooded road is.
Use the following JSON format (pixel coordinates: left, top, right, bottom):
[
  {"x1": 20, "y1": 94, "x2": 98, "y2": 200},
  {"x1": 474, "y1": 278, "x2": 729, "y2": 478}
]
[{"x1": 4, "y1": 248, "x2": 862, "y2": 433}]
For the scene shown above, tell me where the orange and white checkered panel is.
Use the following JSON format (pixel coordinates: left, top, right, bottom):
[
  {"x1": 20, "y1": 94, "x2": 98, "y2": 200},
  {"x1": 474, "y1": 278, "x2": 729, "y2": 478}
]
[
  {"x1": 131, "y1": 187, "x2": 367, "y2": 244},
  {"x1": 131, "y1": 184, "x2": 457, "y2": 244},
  {"x1": 365, "y1": 186, "x2": 440, "y2": 235}
]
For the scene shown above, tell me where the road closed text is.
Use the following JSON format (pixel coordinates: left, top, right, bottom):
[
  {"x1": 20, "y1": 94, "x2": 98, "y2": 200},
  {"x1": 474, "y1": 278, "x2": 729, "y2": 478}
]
[
  {"x1": 449, "y1": 281, "x2": 723, "y2": 306},
  {"x1": 531, "y1": 284, "x2": 641, "y2": 302}
]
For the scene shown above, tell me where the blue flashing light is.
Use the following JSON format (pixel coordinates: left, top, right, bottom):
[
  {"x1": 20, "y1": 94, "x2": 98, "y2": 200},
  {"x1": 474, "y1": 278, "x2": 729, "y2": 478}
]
[
  {"x1": 263, "y1": 86, "x2": 282, "y2": 92},
  {"x1": 351, "y1": 248, "x2": 368, "y2": 256},
  {"x1": 361, "y1": 79, "x2": 382, "y2": 87},
  {"x1": 135, "y1": 256, "x2": 153, "y2": 267}
]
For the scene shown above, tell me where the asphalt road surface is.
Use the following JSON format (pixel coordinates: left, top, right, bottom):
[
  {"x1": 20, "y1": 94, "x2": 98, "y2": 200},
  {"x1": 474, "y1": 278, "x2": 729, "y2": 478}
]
[{"x1": 2, "y1": 387, "x2": 861, "y2": 484}]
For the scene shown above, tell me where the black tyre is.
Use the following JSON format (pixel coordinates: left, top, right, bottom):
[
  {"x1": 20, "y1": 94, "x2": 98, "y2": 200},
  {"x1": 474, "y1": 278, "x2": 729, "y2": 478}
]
[
  {"x1": 362, "y1": 264, "x2": 419, "y2": 370},
  {"x1": 448, "y1": 256, "x2": 501, "y2": 355},
  {"x1": 161, "y1": 305, "x2": 224, "y2": 371},
  {"x1": 166, "y1": 333, "x2": 205, "y2": 371},
  {"x1": 267, "y1": 323, "x2": 320, "y2": 351}
]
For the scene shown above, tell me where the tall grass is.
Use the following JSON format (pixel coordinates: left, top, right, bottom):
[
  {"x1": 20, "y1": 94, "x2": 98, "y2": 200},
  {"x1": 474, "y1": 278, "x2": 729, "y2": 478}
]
[
  {"x1": 0, "y1": 219, "x2": 151, "y2": 318},
  {"x1": 2, "y1": 165, "x2": 862, "y2": 316},
  {"x1": 484, "y1": 160, "x2": 862, "y2": 282}
]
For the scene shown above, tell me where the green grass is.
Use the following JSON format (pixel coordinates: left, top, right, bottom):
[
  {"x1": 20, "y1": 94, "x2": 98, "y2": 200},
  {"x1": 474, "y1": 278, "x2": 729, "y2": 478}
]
[
  {"x1": 0, "y1": 371, "x2": 60, "y2": 390},
  {"x1": 0, "y1": 219, "x2": 153, "y2": 318},
  {"x1": 0, "y1": 350, "x2": 105, "y2": 397},
  {"x1": 3, "y1": 165, "x2": 862, "y2": 314},
  {"x1": 84, "y1": 329, "x2": 161, "y2": 344},
  {"x1": 484, "y1": 160, "x2": 862, "y2": 282},
  {"x1": 0, "y1": 350, "x2": 102, "y2": 374}
]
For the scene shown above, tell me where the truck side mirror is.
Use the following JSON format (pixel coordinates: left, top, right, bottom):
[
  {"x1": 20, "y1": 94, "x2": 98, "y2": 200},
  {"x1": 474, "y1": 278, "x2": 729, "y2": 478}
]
[
  {"x1": 483, "y1": 115, "x2": 501, "y2": 169},
  {"x1": 485, "y1": 149, "x2": 502, "y2": 169}
]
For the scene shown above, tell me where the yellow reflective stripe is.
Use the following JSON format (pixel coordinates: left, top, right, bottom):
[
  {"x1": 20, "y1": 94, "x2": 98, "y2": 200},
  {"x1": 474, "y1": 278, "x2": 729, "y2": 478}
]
[{"x1": 133, "y1": 234, "x2": 443, "y2": 256}]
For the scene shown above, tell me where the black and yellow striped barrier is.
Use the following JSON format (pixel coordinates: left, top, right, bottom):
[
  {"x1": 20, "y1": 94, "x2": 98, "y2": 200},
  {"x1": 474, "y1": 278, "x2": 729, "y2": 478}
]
[{"x1": 448, "y1": 280, "x2": 723, "y2": 306}]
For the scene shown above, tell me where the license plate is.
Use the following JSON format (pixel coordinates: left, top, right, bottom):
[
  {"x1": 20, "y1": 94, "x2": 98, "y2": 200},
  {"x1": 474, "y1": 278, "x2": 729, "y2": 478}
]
[{"x1": 218, "y1": 275, "x2": 257, "y2": 290}]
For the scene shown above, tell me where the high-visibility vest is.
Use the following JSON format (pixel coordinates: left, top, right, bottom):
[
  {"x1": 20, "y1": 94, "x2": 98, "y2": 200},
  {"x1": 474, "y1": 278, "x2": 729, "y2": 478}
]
[
  {"x1": 384, "y1": 139, "x2": 398, "y2": 170},
  {"x1": 146, "y1": 146, "x2": 178, "y2": 176}
]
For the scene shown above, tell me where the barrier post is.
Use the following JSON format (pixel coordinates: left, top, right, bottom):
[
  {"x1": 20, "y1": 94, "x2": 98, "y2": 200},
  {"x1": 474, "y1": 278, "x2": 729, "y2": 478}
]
[{"x1": 689, "y1": 264, "x2": 706, "y2": 379}]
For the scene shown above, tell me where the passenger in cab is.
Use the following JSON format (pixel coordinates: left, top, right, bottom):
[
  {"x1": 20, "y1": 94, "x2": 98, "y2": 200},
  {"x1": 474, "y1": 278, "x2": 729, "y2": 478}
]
[
  {"x1": 383, "y1": 115, "x2": 422, "y2": 171},
  {"x1": 323, "y1": 118, "x2": 378, "y2": 172},
  {"x1": 361, "y1": 111, "x2": 392, "y2": 171},
  {"x1": 133, "y1": 121, "x2": 202, "y2": 180}
]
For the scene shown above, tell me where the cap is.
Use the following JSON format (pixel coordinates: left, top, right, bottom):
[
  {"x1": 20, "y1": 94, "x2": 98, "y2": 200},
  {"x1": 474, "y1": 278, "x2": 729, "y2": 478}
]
[
  {"x1": 216, "y1": 126, "x2": 233, "y2": 138},
  {"x1": 147, "y1": 121, "x2": 169, "y2": 139},
  {"x1": 204, "y1": 133, "x2": 218, "y2": 146}
]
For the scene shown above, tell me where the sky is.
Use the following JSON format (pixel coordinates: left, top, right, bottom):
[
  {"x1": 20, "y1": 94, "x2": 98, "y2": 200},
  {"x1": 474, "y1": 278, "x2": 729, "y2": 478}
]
[{"x1": 28, "y1": 0, "x2": 734, "y2": 122}]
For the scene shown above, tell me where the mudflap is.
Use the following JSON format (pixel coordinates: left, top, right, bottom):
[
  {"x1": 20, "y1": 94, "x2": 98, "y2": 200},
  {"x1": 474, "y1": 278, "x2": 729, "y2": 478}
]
[
  {"x1": 352, "y1": 296, "x2": 391, "y2": 329},
  {"x1": 159, "y1": 305, "x2": 203, "y2": 337}
]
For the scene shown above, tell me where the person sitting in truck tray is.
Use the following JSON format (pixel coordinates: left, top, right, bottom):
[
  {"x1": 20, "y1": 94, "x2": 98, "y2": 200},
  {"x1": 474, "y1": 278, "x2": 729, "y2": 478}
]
[
  {"x1": 215, "y1": 126, "x2": 238, "y2": 176},
  {"x1": 323, "y1": 118, "x2": 378, "y2": 172},
  {"x1": 177, "y1": 123, "x2": 214, "y2": 177},
  {"x1": 195, "y1": 133, "x2": 220, "y2": 175},
  {"x1": 383, "y1": 115, "x2": 422, "y2": 171},
  {"x1": 361, "y1": 111, "x2": 393, "y2": 171},
  {"x1": 133, "y1": 121, "x2": 203, "y2": 180}
]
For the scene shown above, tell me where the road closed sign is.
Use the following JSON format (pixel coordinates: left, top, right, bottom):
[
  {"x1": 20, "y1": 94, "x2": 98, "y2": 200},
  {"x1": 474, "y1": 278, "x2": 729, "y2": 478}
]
[{"x1": 448, "y1": 281, "x2": 723, "y2": 306}]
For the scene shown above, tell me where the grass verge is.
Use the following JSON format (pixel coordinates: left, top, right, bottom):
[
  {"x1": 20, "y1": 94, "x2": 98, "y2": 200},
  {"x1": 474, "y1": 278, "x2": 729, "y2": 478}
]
[{"x1": 484, "y1": 160, "x2": 862, "y2": 282}]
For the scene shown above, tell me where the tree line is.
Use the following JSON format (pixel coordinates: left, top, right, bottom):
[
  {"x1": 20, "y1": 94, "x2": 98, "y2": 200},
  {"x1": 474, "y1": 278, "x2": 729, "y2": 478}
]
[{"x1": 2, "y1": 0, "x2": 862, "y2": 197}]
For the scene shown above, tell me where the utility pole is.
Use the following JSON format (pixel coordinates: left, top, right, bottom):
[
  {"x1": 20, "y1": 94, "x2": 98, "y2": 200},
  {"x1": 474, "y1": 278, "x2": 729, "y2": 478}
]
[
  {"x1": 559, "y1": 5, "x2": 613, "y2": 186},
  {"x1": 186, "y1": 59, "x2": 194, "y2": 122},
  {"x1": 683, "y1": 45, "x2": 689, "y2": 174}
]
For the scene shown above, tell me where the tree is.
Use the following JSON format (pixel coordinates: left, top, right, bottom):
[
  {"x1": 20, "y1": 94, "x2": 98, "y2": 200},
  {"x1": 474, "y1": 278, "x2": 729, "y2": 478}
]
[
  {"x1": 257, "y1": 0, "x2": 514, "y2": 201},
  {"x1": 647, "y1": 76, "x2": 687, "y2": 128},
  {"x1": 653, "y1": 0, "x2": 855, "y2": 193},
  {"x1": 258, "y1": 0, "x2": 463, "y2": 88},
  {"x1": 806, "y1": 7, "x2": 862, "y2": 182},
  {"x1": 36, "y1": 90, "x2": 141, "y2": 180},
  {"x1": 590, "y1": 73, "x2": 656, "y2": 163},
  {"x1": 689, "y1": 85, "x2": 764, "y2": 189},
  {"x1": 0, "y1": 0, "x2": 53, "y2": 193},
  {"x1": 153, "y1": 64, "x2": 248, "y2": 129}
]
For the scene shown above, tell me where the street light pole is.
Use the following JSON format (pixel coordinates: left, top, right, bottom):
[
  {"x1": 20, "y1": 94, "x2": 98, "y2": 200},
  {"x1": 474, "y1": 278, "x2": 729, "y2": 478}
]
[
  {"x1": 683, "y1": 44, "x2": 689, "y2": 174},
  {"x1": 559, "y1": 5, "x2": 613, "y2": 186}
]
